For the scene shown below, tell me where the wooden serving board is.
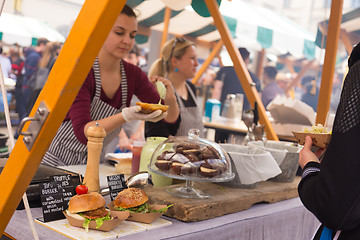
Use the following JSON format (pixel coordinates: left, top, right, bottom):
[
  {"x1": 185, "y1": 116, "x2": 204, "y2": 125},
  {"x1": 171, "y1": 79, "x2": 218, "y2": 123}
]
[{"x1": 145, "y1": 177, "x2": 301, "y2": 222}]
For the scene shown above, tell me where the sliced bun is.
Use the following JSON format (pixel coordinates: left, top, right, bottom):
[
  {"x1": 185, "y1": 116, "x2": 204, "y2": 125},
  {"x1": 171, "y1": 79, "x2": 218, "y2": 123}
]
[
  {"x1": 136, "y1": 102, "x2": 169, "y2": 114},
  {"x1": 113, "y1": 188, "x2": 148, "y2": 209},
  {"x1": 68, "y1": 192, "x2": 105, "y2": 214}
]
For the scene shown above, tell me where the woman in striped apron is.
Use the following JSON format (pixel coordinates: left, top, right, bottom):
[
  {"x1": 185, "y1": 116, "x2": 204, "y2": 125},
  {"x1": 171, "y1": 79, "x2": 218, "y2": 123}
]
[
  {"x1": 42, "y1": 5, "x2": 179, "y2": 166},
  {"x1": 145, "y1": 37, "x2": 204, "y2": 138}
]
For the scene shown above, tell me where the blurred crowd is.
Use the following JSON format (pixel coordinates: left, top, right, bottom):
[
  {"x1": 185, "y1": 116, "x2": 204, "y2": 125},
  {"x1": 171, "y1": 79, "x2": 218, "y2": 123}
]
[
  {"x1": 0, "y1": 38, "x2": 62, "y2": 137},
  {"x1": 195, "y1": 47, "x2": 343, "y2": 115},
  {"x1": 0, "y1": 39, "x2": 343, "y2": 142}
]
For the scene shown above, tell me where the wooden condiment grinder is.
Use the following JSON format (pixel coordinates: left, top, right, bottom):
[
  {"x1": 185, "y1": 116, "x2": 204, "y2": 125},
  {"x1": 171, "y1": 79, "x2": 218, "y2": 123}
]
[{"x1": 83, "y1": 122, "x2": 106, "y2": 193}]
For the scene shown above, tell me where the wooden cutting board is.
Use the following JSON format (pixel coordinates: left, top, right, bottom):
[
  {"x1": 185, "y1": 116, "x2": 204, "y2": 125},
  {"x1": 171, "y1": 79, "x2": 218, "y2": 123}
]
[{"x1": 145, "y1": 177, "x2": 301, "y2": 222}]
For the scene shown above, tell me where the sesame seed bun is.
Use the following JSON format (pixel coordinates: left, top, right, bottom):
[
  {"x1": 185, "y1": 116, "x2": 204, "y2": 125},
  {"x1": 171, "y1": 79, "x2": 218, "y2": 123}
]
[{"x1": 113, "y1": 188, "x2": 148, "y2": 209}]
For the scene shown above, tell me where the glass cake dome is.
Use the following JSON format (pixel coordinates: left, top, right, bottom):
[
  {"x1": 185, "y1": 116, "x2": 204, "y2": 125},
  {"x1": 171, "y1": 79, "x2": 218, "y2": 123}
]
[{"x1": 148, "y1": 129, "x2": 235, "y2": 198}]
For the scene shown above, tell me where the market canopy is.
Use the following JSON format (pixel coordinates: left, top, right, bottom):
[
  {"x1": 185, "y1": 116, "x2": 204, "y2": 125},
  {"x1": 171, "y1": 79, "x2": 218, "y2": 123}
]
[
  {"x1": 0, "y1": 13, "x2": 65, "y2": 46},
  {"x1": 128, "y1": 0, "x2": 317, "y2": 59},
  {"x1": 316, "y1": 7, "x2": 360, "y2": 50}
]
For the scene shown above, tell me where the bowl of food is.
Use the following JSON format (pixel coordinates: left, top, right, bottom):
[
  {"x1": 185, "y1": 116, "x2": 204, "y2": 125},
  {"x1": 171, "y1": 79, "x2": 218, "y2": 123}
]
[{"x1": 292, "y1": 124, "x2": 331, "y2": 148}]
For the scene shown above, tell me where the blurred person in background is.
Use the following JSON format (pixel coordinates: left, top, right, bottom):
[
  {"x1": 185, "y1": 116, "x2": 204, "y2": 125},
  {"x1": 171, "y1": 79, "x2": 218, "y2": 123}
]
[
  {"x1": 0, "y1": 46, "x2": 12, "y2": 79},
  {"x1": 212, "y1": 47, "x2": 261, "y2": 143},
  {"x1": 145, "y1": 37, "x2": 203, "y2": 138},
  {"x1": 212, "y1": 47, "x2": 261, "y2": 112},
  {"x1": 26, "y1": 41, "x2": 62, "y2": 114},
  {"x1": 261, "y1": 66, "x2": 284, "y2": 108},
  {"x1": 9, "y1": 48, "x2": 24, "y2": 121},
  {"x1": 18, "y1": 37, "x2": 48, "y2": 125},
  {"x1": 300, "y1": 76, "x2": 319, "y2": 112}
]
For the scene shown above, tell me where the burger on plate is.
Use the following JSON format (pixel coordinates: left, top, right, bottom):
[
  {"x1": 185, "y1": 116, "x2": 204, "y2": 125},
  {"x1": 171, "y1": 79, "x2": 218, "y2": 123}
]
[
  {"x1": 110, "y1": 188, "x2": 172, "y2": 224},
  {"x1": 65, "y1": 192, "x2": 112, "y2": 232},
  {"x1": 113, "y1": 188, "x2": 150, "y2": 212}
]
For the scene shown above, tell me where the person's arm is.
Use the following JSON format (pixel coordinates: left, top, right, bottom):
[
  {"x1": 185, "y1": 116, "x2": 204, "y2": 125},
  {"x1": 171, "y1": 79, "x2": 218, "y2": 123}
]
[
  {"x1": 130, "y1": 121, "x2": 144, "y2": 141},
  {"x1": 118, "y1": 128, "x2": 132, "y2": 151},
  {"x1": 298, "y1": 62, "x2": 360, "y2": 231}
]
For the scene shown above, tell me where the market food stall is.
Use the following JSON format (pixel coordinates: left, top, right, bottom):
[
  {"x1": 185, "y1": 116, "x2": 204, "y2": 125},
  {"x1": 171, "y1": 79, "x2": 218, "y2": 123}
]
[{"x1": 0, "y1": 0, "x2": 346, "y2": 238}]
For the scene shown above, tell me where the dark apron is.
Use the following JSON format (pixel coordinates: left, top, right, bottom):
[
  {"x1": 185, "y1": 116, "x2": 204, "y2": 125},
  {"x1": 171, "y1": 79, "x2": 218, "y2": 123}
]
[{"x1": 42, "y1": 59, "x2": 127, "y2": 166}]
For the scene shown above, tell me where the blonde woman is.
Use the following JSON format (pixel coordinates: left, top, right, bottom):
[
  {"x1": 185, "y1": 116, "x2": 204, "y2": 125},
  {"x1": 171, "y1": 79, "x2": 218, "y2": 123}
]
[{"x1": 145, "y1": 37, "x2": 204, "y2": 137}]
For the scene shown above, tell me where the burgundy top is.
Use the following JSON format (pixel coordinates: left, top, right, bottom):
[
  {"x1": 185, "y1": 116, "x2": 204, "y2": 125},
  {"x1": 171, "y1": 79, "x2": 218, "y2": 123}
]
[{"x1": 64, "y1": 60, "x2": 160, "y2": 144}]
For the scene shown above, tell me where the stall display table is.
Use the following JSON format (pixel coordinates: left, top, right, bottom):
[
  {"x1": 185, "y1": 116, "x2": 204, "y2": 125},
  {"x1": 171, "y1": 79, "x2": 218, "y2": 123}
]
[
  {"x1": 4, "y1": 164, "x2": 320, "y2": 239},
  {"x1": 5, "y1": 197, "x2": 319, "y2": 240}
]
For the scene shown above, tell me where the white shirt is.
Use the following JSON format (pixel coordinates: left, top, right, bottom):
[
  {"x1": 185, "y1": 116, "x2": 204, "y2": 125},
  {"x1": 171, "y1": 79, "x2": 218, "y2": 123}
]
[{"x1": 0, "y1": 55, "x2": 12, "y2": 78}]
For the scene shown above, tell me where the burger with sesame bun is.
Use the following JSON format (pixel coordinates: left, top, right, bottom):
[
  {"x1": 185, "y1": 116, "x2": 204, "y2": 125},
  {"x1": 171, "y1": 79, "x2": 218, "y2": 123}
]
[
  {"x1": 113, "y1": 188, "x2": 171, "y2": 214},
  {"x1": 65, "y1": 192, "x2": 112, "y2": 232}
]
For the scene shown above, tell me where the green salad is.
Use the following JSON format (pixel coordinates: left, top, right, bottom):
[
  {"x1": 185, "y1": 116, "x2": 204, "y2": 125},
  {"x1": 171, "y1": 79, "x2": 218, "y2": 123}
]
[{"x1": 114, "y1": 203, "x2": 172, "y2": 214}]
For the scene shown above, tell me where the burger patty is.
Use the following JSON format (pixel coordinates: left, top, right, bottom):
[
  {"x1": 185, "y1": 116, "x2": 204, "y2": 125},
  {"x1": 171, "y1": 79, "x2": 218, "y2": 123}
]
[{"x1": 82, "y1": 206, "x2": 108, "y2": 219}]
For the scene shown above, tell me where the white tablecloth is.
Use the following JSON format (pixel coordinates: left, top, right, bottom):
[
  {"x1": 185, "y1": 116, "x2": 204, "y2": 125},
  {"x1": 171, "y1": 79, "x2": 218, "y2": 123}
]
[{"x1": 5, "y1": 197, "x2": 320, "y2": 240}]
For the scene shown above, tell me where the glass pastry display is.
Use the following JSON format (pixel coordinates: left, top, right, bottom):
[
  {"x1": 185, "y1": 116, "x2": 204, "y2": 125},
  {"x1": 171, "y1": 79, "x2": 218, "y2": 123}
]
[{"x1": 147, "y1": 129, "x2": 234, "y2": 199}]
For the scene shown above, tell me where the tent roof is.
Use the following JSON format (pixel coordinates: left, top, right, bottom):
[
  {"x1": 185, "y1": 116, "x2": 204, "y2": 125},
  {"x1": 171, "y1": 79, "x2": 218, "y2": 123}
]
[
  {"x1": 129, "y1": 0, "x2": 316, "y2": 59},
  {"x1": 316, "y1": 7, "x2": 360, "y2": 48},
  {"x1": 0, "y1": 13, "x2": 65, "y2": 46}
]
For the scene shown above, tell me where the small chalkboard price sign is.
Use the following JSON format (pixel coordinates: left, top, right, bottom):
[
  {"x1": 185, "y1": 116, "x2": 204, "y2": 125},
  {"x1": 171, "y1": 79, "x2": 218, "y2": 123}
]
[
  {"x1": 40, "y1": 174, "x2": 78, "y2": 222},
  {"x1": 107, "y1": 174, "x2": 127, "y2": 201}
]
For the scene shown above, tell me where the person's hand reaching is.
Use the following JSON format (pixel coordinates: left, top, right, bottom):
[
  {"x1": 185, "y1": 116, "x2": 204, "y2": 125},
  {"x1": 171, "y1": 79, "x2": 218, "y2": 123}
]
[
  {"x1": 298, "y1": 136, "x2": 321, "y2": 169},
  {"x1": 121, "y1": 106, "x2": 167, "y2": 122}
]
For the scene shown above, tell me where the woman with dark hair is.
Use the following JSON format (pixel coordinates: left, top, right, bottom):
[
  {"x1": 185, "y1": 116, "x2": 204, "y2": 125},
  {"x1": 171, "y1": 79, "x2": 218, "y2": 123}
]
[
  {"x1": 42, "y1": 5, "x2": 179, "y2": 166},
  {"x1": 145, "y1": 37, "x2": 203, "y2": 137},
  {"x1": 298, "y1": 42, "x2": 360, "y2": 239}
]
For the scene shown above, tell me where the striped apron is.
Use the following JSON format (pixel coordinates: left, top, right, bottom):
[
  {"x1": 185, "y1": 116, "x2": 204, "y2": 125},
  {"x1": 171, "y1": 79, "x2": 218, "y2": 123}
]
[
  {"x1": 175, "y1": 82, "x2": 204, "y2": 137},
  {"x1": 42, "y1": 59, "x2": 127, "y2": 166}
]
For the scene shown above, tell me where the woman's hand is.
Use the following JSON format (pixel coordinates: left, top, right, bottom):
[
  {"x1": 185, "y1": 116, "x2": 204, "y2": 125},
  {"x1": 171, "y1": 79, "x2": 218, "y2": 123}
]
[
  {"x1": 298, "y1": 136, "x2": 321, "y2": 169},
  {"x1": 149, "y1": 76, "x2": 177, "y2": 105},
  {"x1": 121, "y1": 106, "x2": 167, "y2": 122},
  {"x1": 149, "y1": 75, "x2": 179, "y2": 123}
]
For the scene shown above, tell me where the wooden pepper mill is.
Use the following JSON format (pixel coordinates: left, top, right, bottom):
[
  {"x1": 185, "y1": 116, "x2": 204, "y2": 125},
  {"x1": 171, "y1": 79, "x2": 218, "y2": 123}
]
[{"x1": 83, "y1": 122, "x2": 106, "y2": 193}]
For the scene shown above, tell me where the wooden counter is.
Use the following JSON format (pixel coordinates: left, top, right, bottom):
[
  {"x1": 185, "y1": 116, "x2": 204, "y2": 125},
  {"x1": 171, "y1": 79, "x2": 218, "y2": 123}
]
[{"x1": 146, "y1": 177, "x2": 301, "y2": 222}]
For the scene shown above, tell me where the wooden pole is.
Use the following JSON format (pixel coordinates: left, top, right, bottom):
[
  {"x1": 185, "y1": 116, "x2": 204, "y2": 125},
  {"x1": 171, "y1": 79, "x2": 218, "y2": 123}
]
[
  {"x1": 0, "y1": 0, "x2": 127, "y2": 234},
  {"x1": 204, "y1": 0, "x2": 278, "y2": 141},
  {"x1": 316, "y1": 0, "x2": 343, "y2": 125},
  {"x1": 160, "y1": 7, "x2": 172, "y2": 57},
  {"x1": 255, "y1": 48, "x2": 266, "y2": 80},
  {"x1": 192, "y1": 39, "x2": 223, "y2": 85},
  {"x1": 216, "y1": 52, "x2": 224, "y2": 67}
]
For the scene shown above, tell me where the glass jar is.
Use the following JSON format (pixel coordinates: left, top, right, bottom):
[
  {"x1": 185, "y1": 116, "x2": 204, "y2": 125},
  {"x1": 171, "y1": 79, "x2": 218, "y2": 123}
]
[{"x1": 139, "y1": 137, "x2": 173, "y2": 187}]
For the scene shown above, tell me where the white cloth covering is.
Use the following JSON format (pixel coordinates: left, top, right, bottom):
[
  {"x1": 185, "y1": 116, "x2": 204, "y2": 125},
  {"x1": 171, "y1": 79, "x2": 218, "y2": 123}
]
[{"x1": 220, "y1": 144, "x2": 281, "y2": 185}]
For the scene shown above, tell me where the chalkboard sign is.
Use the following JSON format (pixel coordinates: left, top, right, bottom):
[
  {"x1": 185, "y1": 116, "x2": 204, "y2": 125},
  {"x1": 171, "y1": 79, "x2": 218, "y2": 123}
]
[
  {"x1": 107, "y1": 174, "x2": 127, "y2": 201},
  {"x1": 40, "y1": 174, "x2": 79, "y2": 222}
]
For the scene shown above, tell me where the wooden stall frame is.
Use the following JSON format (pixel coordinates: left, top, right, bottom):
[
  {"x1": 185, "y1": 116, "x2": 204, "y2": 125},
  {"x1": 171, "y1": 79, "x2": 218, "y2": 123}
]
[
  {"x1": 316, "y1": 0, "x2": 343, "y2": 125},
  {"x1": 204, "y1": 0, "x2": 278, "y2": 141},
  {"x1": 192, "y1": 39, "x2": 223, "y2": 85},
  {"x1": 0, "y1": 0, "x2": 346, "y2": 234},
  {"x1": 0, "y1": 0, "x2": 127, "y2": 234}
]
